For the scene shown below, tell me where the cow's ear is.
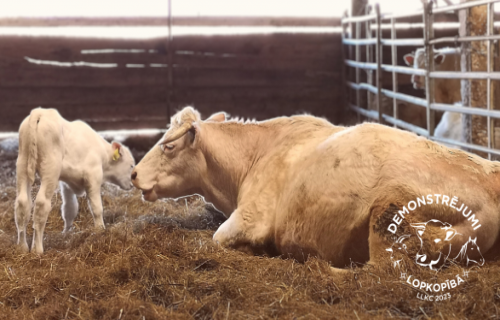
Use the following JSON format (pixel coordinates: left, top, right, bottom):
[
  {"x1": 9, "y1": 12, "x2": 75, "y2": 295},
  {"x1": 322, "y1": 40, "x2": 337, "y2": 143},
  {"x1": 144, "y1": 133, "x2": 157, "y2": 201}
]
[
  {"x1": 112, "y1": 142, "x2": 122, "y2": 161},
  {"x1": 404, "y1": 54, "x2": 414, "y2": 66},
  {"x1": 188, "y1": 123, "x2": 198, "y2": 144},
  {"x1": 206, "y1": 112, "x2": 227, "y2": 123}
]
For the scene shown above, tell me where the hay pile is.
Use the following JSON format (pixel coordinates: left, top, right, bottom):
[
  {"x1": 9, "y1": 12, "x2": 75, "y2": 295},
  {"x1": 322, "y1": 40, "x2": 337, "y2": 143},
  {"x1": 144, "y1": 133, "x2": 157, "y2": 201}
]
[{"x1": 1, "y1": 139, "x2": 499, "y2": 319}]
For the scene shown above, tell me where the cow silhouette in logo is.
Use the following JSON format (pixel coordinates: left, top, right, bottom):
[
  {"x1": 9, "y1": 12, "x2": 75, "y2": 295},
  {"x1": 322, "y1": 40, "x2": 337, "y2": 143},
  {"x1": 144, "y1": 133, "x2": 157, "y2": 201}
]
[
  {"x1": 410, "y1": 219, "x2": 459, "y2": 270},
  {"x1": 454, "y1": 237, "x2": 485, "y2": 267},
  {"x1": 386, "y1": 219, "x2": 485, "y2": 270}
]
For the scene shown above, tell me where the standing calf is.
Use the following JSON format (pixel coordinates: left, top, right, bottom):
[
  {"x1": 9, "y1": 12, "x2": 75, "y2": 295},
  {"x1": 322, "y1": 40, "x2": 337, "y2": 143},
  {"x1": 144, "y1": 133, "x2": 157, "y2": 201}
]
[{"x1": 15, "y1": 108, "x2": 135, "y2": 254}]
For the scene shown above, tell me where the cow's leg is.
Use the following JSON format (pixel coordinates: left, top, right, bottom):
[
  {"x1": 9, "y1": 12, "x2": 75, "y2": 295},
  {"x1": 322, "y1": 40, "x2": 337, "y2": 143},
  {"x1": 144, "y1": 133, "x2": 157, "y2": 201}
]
[
  {"x1": 365, "y1": 200, "x2": 413, "y2": 270},
  {"x1": 60, "y1": 182, "x2": 79, "y2": 233},
  {"x1": 213, "y1": 209, "x2": 276, "y2": 256},
  {"x1": 14, "y1": 157, "x2": 32, "y2": 253},
  {"x1": 31, "y1": 168, "x2": 60, "y2": 254}
]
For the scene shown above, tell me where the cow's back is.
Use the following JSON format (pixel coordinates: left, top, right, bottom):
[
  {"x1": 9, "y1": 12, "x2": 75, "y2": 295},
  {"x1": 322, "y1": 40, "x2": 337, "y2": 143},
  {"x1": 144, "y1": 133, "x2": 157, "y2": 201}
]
[{"x1": 274, "y1": 122, "x2": 500, "y2": 265}]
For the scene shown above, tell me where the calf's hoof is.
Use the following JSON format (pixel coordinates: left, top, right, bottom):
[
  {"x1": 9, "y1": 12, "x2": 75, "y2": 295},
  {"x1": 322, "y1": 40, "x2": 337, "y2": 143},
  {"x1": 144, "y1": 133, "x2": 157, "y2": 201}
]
[
  {"x1": 17, "y1": 242, "x2": 29, "y2": 253},
  {"x1": 31, "y1": 246, "x2": 44, "y2": 255},
  {"x1": 93, "y1": 224, "x2": 106, "y2": 233}
]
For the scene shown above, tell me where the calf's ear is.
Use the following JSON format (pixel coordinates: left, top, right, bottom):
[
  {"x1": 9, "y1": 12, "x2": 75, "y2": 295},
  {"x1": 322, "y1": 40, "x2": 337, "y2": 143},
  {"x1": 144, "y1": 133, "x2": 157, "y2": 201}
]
[
  {"x1": 403, "y1": 54, "x2": 414, "y2": 66},
  {"x1": 112, "y1": 142, "x2": 122, "y2": 161}
]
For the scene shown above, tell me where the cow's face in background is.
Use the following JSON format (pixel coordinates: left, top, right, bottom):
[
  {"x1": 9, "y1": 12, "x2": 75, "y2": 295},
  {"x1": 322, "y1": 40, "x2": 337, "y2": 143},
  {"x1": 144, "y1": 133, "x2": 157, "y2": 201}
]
[
  {"x1": 404, "y1": 49, "x2": 446, "y2": 90},
  {"x1": 131, "y1": 107, "x2": 226, "y2": 202},
  {"x1": 410, "y1": 219, "x2": 458, "y2": 270}
]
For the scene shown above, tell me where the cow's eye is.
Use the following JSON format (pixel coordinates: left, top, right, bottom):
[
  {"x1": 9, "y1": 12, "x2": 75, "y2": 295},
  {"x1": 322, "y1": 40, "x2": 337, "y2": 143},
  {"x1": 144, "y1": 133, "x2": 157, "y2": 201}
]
[{"x1": 160, "y1": 143, "x2": 175, "y2": 152}]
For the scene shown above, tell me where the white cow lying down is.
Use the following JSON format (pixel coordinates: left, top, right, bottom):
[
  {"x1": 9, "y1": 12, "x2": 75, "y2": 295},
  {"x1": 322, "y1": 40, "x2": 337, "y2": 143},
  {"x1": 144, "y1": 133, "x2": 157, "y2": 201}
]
[
  {"x1": 132, "y1": 107, "x2": 500, "y2": 272},
  {"x1": 15, "y1": 108, "x2": 135, "y2": 254}
]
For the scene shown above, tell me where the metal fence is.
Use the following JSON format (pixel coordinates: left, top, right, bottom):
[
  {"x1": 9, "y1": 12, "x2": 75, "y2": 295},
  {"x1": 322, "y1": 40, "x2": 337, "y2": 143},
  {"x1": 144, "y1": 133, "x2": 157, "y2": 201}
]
[{"x1": 341, "y1": 0, "x2": 500, "y2": 159}]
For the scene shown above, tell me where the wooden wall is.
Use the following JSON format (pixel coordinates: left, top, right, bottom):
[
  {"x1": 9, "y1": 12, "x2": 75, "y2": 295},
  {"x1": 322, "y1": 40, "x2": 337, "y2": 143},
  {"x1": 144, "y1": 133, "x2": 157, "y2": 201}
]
[{"x1": 0, "y1": 25, "x2": 342, "y2": 131}]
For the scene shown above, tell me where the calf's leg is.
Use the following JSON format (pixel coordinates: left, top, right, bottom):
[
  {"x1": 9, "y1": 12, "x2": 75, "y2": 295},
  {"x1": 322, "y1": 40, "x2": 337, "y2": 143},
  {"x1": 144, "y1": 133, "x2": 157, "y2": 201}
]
[
  {"x1": 31, "y1": 169, "x2": 60, "y2": 254},
  {"x1": 60, "y1": 182, "x2": 79, "y2": 233},
  {"x1": 14, "y1": 157, "x2": 32, "y2": 253},
  {"x1": 86, "y1": 185, "x2": 105, "y2": 230}
]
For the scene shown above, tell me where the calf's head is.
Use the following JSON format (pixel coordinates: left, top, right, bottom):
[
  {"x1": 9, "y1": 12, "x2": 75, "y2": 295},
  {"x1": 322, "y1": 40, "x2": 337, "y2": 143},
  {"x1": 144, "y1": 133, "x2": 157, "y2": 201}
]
[
  {"x1": 107, "y1": 141, "x2": 136, "y2": 190},
  {"x1": 131, "y1": 106, "x2": 226, "y2": 201},
  {"x1": 404, "y1": 49, "x2": 446, "y2": 90}
]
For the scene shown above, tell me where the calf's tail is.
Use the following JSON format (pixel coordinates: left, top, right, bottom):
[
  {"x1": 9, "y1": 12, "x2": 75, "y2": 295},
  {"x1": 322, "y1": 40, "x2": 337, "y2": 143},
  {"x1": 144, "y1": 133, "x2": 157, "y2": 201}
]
[{"x1": 26, "y1": 109, "x2": 41, "y2": 186}]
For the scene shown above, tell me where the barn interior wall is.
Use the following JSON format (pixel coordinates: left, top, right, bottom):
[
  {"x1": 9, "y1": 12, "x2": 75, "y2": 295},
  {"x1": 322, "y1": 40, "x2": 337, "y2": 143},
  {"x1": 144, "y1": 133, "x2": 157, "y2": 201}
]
[
  {"x1": 0, "y1": 15, "x2": 467, "y2": 132},
  {"x1": 0, "y1": 32, "x2": 344, "y2": 131}
]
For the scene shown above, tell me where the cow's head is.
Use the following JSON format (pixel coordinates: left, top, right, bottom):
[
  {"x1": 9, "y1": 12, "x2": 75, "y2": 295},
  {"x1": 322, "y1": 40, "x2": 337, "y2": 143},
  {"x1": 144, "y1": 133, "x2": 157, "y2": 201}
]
[
  {"x1": 404, "y1": 49, "x2": 446, "y2": 90},
  {"x1": 131, "y1": 106, "x2": 227, "y2": 201},
  {"x1": 410, "y1": 219, "x2": 457, "y2": 270},
  {"x1": 107, "y1": 141, "x2": 136, "y2": 190}
]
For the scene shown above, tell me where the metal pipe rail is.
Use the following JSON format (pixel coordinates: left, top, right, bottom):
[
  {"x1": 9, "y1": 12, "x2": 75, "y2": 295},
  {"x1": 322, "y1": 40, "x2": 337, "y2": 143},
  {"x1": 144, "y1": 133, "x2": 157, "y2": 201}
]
[
  {"x1": 430, "y1": 33, "x2": 500, "y2": 45},
  {"x1": 429, "y1": 71, "x2": 500, "y2": 80},
  {"x1": 350, "y1": 104, "x2": 429, "y2": 136},
  {"x1": 344, "y1": 38, "x2": 425, "y2": 46},
  {"x1": 342, "y1": 0, "x2": 500, "y2": 158},
  {"x1": 350, "y1": 103, "x2": 500, "y2": 156},
  {"x1": 431, "y1": 103, "x2": 500, "y2": 119},
  {"x1": 432, "y1": 0, "x2": 500, "y2": 14},
  {"x1": 347, "y1": 81, "x2": 428, "y2": 107},
  {"x1": 349, "y1": 79, "x2": 500, "y2": 120},
  {"x1": 346, "y1": 59, "x2": 500, "y2": 80},
  {"x1": 345, "y1": 59, "x2": 426, "y2": 76},
  {"x1": 342, "y1": 0, "x2": 500, "y2": 24}
]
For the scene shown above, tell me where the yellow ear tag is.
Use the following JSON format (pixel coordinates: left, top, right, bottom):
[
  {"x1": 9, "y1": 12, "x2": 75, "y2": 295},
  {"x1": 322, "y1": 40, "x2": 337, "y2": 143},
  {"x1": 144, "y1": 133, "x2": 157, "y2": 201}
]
[{"x1": 113, "y1": 148, "x2": 120, "y2": 161}]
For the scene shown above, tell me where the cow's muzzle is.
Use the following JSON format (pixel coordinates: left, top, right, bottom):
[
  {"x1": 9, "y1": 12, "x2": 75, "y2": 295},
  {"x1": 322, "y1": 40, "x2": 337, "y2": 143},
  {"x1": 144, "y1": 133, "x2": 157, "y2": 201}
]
[{"x1": 141, "y1": 187, "x2": 158, "y2": 202}]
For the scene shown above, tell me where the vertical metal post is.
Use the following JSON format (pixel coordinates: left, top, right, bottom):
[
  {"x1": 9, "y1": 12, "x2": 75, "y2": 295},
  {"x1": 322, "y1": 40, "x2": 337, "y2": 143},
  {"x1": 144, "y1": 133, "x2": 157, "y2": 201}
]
[
  {"x1": 167, "y1": 0, "x2": 173, "y2": 123},
  {"x1": 423, "y1": 1, "x2": 436, "y2": 136},
  {"x1": 365, "y1": 5, "x2": 372, "y2": 116},
  {"x1": 391, "y1": 17, "x2": 398, "y2": 128},
  {"x1": 341, "y1": 12, "x2": 349, "y2": 113},
  {"x1": 487, "y1": 1, "x2": 494, "y2": 159},
  {"x1": 375, "y1": 4, "x2": 383, "y2": 124},
  {"x1": 349, "y1": 19, "x2": 355, "y2": 117},
  {"x1": 355, "y1": 21, "x2": 361, "y2": 112}
]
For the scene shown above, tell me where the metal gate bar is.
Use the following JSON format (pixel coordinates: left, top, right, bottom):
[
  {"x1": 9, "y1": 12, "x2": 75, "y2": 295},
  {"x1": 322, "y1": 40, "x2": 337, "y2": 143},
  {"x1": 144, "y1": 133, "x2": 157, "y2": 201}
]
[{"x1": 342, "y1": 0, "x2": 500, "y2": 159}]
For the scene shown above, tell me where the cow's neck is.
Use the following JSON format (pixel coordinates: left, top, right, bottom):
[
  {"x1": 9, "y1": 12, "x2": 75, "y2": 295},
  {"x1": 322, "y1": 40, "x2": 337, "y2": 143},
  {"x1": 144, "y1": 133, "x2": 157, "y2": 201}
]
[{"x1": 198, "y1": 122, "x2": 271, "y2": 216}]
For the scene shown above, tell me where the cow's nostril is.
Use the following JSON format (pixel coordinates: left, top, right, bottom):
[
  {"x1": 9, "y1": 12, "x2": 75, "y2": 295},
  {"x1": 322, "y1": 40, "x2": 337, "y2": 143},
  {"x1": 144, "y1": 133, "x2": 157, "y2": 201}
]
[{"x1": 131, "y1": 172, "x2": 137, "y2": 180}]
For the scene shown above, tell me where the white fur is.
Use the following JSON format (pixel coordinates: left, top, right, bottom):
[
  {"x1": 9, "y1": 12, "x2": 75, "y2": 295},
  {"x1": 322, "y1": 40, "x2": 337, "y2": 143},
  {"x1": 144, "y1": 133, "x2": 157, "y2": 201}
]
[
  {"x1": 434, "y1": 110, "x2": 462, "y2": 147},
  {"x1": 405, "y1": 47, "x2": 462, "y2": 143}
]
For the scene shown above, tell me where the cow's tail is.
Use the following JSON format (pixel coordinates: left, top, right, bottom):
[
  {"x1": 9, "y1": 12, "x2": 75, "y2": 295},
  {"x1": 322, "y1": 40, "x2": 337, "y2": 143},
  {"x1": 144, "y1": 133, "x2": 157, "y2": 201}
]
[{"x1": 26, "y1": 109, "x2": 41, "y2": 186}]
